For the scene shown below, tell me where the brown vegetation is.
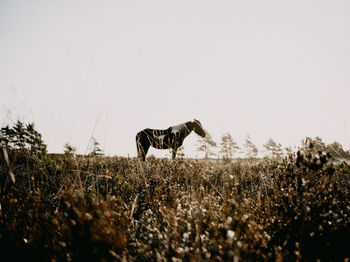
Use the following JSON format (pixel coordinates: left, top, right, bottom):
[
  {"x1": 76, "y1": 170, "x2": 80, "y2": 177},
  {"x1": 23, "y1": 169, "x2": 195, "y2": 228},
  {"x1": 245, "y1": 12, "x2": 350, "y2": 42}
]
[{"x1": 0, "y1": 148, "x2": 350, "y2": 261}]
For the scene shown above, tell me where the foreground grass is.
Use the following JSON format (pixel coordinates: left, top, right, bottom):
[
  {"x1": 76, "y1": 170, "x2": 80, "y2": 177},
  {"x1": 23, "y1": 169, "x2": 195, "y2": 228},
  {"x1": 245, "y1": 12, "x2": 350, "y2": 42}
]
[{"x1": 0, "y1": 151, "x2": 349, "y2": 261}]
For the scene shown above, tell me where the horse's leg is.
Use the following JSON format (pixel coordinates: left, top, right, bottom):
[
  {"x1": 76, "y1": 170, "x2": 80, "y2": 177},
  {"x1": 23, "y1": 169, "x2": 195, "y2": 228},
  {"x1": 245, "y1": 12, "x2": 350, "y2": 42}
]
[
  {"x1": 137, "y1": 143, "x2": 150, "y2": 161},
  {"x1": 136, "y1": 132, "x2": 149, "y2": 161},
  {"x1": 172, "y1": 148, "x2": 177, "y2": 160},
  {"x1": 137, "y1": 143, "x2": 144, "y2": 160},
  {"x1": 142, "y1": 144, "x2": 150, "y2": 161}
]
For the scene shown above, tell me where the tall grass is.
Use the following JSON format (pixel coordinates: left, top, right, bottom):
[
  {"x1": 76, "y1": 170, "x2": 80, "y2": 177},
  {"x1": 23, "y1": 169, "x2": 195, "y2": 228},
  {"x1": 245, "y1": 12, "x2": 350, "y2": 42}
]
[{"x1": 0, "y1": 150, "x2": 349, "y2": 261}]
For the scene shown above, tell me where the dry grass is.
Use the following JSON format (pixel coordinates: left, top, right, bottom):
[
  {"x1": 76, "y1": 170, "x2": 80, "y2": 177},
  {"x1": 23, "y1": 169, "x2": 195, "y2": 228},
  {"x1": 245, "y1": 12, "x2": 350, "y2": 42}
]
[{"x1": 0, "y1": 150, "x2": 349, "y2": 261}]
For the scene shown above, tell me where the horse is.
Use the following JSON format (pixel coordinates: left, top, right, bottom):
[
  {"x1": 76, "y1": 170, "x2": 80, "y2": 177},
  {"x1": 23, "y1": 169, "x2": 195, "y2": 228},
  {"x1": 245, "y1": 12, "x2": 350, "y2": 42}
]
[{"x1": 136, "y1": 119, "x2": 206, "y2": 161}]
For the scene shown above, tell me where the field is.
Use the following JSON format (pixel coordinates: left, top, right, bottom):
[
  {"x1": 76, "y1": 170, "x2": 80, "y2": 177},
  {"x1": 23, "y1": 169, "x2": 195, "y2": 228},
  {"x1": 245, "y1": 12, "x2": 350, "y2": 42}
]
[{"x1": 1, "y1": 150, "x2": 350, "y2": 261}]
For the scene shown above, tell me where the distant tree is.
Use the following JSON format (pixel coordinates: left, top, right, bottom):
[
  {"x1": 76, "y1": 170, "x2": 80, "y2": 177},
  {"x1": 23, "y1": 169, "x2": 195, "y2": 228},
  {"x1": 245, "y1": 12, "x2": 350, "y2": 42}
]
[
  {"x1": 313, "y1": 136, "x2": 327, "y2": 152},
  {"x1": 299, "y1": 137, "x2": 350, "y2": 160},
  {"x1": 301, "y1": 136, "x2": 327, "y2": 154},
  {"x1": 13, "y1": 121, "x2": 26, "y2": 150},
  {"x1": 0, "y1": 125, "x2": 15, "y2": 145},
  {"x1": 197, "y1": 132, "x2": 216, "y2": 159},
  {"x1": 243, "y1": 134, "x2": 258, "y2": 158},
  {"x1": 284, "y1": 146, "x2": 293, "y2": 155},
  {"x1": 25, "y1": 123, "x2": 47, "y2": 154},
  {"x1": 327, "y1": 141, "x2": 349, "y2": 160},
  {"x1": 64, "y1": 142, "x2": 77, "y2": 156},
  {"x1": 88, "y1": 137, "x2": 104, "y2": 156},
  {"x1": 263, "y1": 138, "x2": 283, "y2": 159},
  {"x1": 0, "y1": 121, "x2": 46, "y2": 155},
  {"x1": 220, "y1": 133, "x2": 240, "y2": 159}
]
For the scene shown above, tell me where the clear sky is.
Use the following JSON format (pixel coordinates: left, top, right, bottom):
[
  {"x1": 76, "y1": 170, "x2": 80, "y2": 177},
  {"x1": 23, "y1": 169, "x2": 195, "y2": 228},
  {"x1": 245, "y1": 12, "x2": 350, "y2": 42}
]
[{"x1": 1, "y1": 0, "x2": 350, "y2": 157}]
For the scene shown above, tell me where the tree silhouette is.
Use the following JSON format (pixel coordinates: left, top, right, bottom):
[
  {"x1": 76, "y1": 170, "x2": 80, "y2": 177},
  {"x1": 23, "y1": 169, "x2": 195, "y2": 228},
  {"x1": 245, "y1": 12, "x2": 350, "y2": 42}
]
[
  {"x1": 263, "y1": 138, "x2": 283, "y2": 159},
  {"x1": 64, "y1": 142, "x2": 77, "y2": 156},
  {"x1": 220, "y1": 133, "x2": 240, "y2": 159},
  {"x1": 0, "y1": 120, "x2": 46, "y2": 155},
  {"x1": 88, "y1": 137, "x2": 104, "y2": 156},
  {"x1": 197, "y1": 132, "x2": 216, "y2": 159},
  {"x1": 243, "y1": 134, "x2": 258, "y2": 159},
  {"x1": 301, "y1": 137, "x2": 327, "y2": 154},
  {"x1": 327, "y1": 141, "x2": 349, "y2": 160},
  {"x1": 300, "y1": 137, "x2": 350, "y2": 160}
]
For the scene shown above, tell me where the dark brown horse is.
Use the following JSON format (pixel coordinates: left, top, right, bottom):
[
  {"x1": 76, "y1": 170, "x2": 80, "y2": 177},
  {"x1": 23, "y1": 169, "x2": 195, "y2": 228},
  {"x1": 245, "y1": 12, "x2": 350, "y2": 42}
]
[{"x1": 136, "y1": 119, "x2": 206, "y2": 160}]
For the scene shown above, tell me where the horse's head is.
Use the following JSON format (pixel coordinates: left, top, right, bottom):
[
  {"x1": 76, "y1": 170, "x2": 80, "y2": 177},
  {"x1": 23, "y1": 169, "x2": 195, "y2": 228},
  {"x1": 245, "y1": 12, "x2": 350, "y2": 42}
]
[{"x1": 193, "y1": 119, "x2": 206, "y2": 138}]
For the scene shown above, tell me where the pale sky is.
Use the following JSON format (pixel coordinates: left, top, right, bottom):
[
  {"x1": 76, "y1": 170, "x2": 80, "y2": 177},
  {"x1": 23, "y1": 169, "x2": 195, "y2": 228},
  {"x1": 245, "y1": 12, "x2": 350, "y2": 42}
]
[{"x1": 1, "y1": 0, "x2": 350, "y2": 157}]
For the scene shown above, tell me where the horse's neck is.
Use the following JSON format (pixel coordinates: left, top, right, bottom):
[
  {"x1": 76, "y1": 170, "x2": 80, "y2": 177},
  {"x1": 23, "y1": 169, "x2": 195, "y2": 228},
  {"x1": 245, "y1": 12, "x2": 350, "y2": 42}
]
[
  {"x1": 182, "y1": 121, "x2": 194, "y2": 136},
  {"x1": 184, "y1": 121, "x2": 194, "y2": 132},
  {"x1": 169, "y1": 123, "x2": 183, "y2": 133},
  {"x1": 171, "y1": 123, "x2": 185, "y2": 133}
]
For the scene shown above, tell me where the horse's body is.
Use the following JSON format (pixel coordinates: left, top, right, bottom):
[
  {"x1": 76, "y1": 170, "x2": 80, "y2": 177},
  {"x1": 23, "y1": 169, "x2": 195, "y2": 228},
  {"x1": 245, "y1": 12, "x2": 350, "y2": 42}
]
[{"x1": 136, "y1": 119, "x2": 206, "y2": 160}]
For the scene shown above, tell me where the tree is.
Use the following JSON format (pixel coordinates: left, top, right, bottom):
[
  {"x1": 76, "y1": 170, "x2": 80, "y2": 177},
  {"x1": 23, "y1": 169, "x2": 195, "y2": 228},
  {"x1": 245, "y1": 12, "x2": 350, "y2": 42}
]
[
  {"x1": 25, "y1": 122, "x2": 47, "y2": 154},
  {"x1": 263, "y1": 138, "x2": 283, "y2": 159},
  {"x1": 13, "y1": 120, "x2": 26, "y2": 150},
  {"x1": 243, "y1": 134, "x2": 258, "y2": 158},
  {"x1": 327, "y1": 141, "x2": 349, "y2": 160},
  {"x1": 301, "y1": 136, "x2": 327, "y2": 154},
  {"x1": 88, "y1": 137, "x2": 104, "y2": 156},
  {"x1": 64, "y1": 143, "x2": 77, "y2": 156},
  {"x1": 299, "y1": 137, "x2": 350, "y2": 161},
  {"x1": 220, "y1": 133, "x2": 240, "y2": 159},
  {"x1": 0, "y1": 125, "x2": 15, "y2": 145},
  {"x1": 284, "y1": 146, "x2": 293, "y2": 156},
  {"x1": 197, "y1": 132, "x2": 216, "y2": 159},
  {"x1": 0, "y1": 121, "x2": 47, "y2": 155}
]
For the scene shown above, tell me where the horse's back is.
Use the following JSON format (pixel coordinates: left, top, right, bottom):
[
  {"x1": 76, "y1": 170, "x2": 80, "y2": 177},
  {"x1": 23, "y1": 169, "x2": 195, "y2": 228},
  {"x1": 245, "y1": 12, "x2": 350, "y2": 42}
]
[{"x1": 142, "y1": 128, "x2": 169, "y2": 135}]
